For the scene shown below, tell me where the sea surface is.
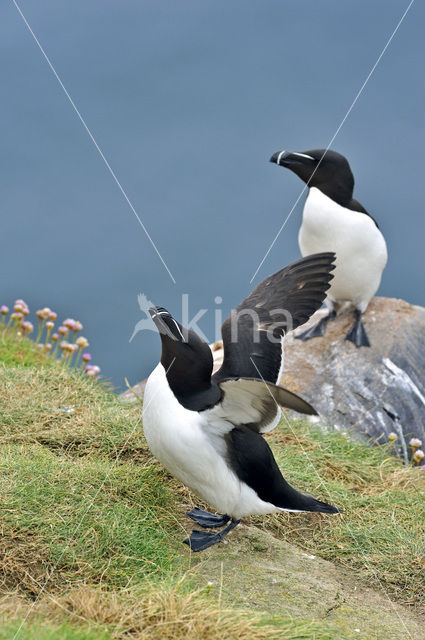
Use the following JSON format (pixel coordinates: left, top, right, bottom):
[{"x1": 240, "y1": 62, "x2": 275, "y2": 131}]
[{"x1": 1, "y1": 1, "x2": 424, "y2": 389}]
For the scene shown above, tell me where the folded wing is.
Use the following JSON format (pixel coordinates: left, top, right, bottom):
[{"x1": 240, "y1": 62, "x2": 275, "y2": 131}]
[{"x1": 210, "y1": 377, "x2": 316, "y2": 434}]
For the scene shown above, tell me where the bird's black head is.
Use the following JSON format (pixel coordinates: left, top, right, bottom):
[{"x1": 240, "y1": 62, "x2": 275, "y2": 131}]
[
  {"x1": 149, "y1": 307, "x2": 220, "y2": 410},
  {"x1": 269, "y1": 148, "x2": 354, "y2": 206}
]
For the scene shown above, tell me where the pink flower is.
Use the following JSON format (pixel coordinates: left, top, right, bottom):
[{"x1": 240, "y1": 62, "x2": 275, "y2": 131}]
[
  {"x1": 0, "y1": 305, "x2": 9, "y2": 316},
  {"x1": 63, "y1": 318, "x2": 76, "y2": 330},
  {"x1": 21, "y1": 321, "x2": 34, "y2": 334},
  {"x1": 46, "y1": 321, "x2": 54, "y2": 330},
  {"x1": 45, "y1": 343, "x2": 52, "y2": 352},
  {"x1": 85, "y1": 364, "x2": 100, "y2": 376},
  {"x1": 36, "y1": 307, "x2": 51, "y2": 321},
  {"x1": 409, "y1": 438, "x2": 422, "y2": 449},
  {"x1": 413, "y1": 449, "x2": 425, "y2": 464},
  {"x1": 14, "y1": 303, "x2": 24, "y2": 313},
  {"x1": 73, "y1": 320, "x2": 83, "y2": 332},
  {"x1": 51, "y1": 332, "x2": 59, "y2": 343},
  {"x1": 82, "y1": 353, "x2": 92, "y2": 362},
  {"x1": 58, "y1": 325, "x2": 69, "y2": 336},
  {"x1": 48, "y1": 311, "x2": 57, "y2": 321},
  {"x1": 76, "y1": 336, "x2": 89, "y2": 348}
]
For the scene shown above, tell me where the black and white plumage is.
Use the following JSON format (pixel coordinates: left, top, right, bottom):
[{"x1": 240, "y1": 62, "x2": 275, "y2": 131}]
[
  {"x1": 142, "y1": 253, "x2": 339, "y2": 552},
  {"x1": 270, "y1": 149, "x2": 388, "y2": 347}
]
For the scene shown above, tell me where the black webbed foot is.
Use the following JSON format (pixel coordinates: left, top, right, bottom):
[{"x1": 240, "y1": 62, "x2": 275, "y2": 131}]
[
  {"x1": 296, "y1": 310, "x2": 336, "y2": 341},
  {"x1": 345, "y1": 310, "x2": 370, "y2": 347},
  {"x1": 187, "y1": 507, "x2": 230, "y2": 528},
  {"x1": 183, "y1": 519, "x2": 240, "y2": 552}
]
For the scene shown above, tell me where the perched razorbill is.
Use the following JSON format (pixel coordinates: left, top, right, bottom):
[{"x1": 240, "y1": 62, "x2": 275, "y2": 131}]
[{"x1": 270, "y1": 148, "x2": 388, "y2": 347}]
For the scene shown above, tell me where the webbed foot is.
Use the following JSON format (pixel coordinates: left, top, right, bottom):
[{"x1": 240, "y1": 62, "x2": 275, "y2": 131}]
[
  {"x1": 187, "y1": 507, "x2": 230, "y2": 528},
  {"x1": 345, "y1": 310, "x2": 370, "y2": 347},
  {"x1": 183, "y1": 519, "x2": 240, "y2": 552},
  {"x1": 296, "y1": 310, "x2": 336, "y2": 341}
]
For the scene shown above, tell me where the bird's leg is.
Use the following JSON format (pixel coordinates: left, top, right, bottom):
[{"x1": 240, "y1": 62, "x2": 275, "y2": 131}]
[
  {"x1": 187, "y1": 507, "x2": 230, "y2": 528},
  {"x1": 183, "y1": 518, "x2": 240, "y2": 552},
  {"x1": 345, "y1": 309, "x2": 370, "y2": 347},
  {"x1": 296, "y1": 310, "x2": 336, "y2": 341}
]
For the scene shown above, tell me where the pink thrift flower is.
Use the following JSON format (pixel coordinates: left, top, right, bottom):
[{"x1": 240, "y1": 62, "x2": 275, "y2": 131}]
[
  {"x1": 58, "y1": 326, "x2": 69, "y2": 336},
  {"x1": 76, "y1": 336, "x2": 89, "y2": 348},
  {"x1": 73, "y1": 320, "x2": 83, "y2": 332},
  {"x1": 413, "y1": 449, "x2": 425, "y2": 464},
  {"x1": 22, "y1": 321, "x2": 34, "y2": 334},
  {"x1": 82, "y1": 353, "x2": 92, "y2": 362},
  {"x1": 63, "y1": 318, "x2": 76, "y2": 330},
  {"x1": 48, "y1": 311, "x2": 57, "y2": 321},
  {"x1": 51, "y1": 332, "x2": 59, "y2": 343},
  {"x1": 46, "y1": 321, "x2": 55, "y2": 330},
  {"x1": 0, "y1": 305, "x2": 9, "y2": 316}
]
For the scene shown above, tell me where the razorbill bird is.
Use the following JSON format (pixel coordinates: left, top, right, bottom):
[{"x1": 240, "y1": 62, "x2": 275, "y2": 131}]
[
  {"x1": 269, "y1": 149, "x2": 388, "y2": 347},
  {"x1": 142, "y1": 253, "x2": 339, "y2": 552}
]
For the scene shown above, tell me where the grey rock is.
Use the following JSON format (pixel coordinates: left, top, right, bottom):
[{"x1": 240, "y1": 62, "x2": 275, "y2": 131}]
[{"x1": 279, "y1": 297, "x2": 425, "y2": 450}]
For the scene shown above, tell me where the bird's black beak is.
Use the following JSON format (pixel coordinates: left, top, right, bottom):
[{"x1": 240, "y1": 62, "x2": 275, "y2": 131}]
[
  {"x1": 269, "y1": 150, "x2": 315, "y2": 168},
  {"x1": 148, "y1": 307, "x2": 186, "y2": 342}
]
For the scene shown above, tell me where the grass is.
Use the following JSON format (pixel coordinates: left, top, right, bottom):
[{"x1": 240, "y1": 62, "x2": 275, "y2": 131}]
[
  {"x1": 258, "y1": 418, "x2": 425, "y2": 606},
  {"x1": 0, "y1": 327, "x2": 424, "y2": 638},
  {"x1": 0, "y1": 582, "x2": 362, "y2": 640}
]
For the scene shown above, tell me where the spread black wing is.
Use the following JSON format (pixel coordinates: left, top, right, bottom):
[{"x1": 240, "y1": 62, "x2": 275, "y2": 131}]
[{"x1": 213, "y1": 252, "x2": 336, "y2": 385}]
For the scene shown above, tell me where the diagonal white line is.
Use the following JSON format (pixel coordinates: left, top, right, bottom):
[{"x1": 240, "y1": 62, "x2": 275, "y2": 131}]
[
  {"x1": 12, "y1": 357, "x2": 176, "y2": 640},
  {"x1": 250, "y1": 0, "x2": 415, "y2": 283},
  {"x1": 248, "y1": 356, "x2": 413, "y2": 639},
  {"x1": 11, "y1": 0, "x2": 176, "y2": 285}
]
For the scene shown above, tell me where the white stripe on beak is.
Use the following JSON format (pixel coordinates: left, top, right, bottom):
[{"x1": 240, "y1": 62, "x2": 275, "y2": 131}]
[
  {"x1": 292, "y1": 152, "x2": 315, "y2": 161},
  {"x1": 277, "y1": 150, "x2": 286, "y2": 165}
]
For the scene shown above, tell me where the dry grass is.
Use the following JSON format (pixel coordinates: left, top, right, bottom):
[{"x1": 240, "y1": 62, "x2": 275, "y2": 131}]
[
  {"x1": 0, "y1": 361, "x2": 143, "y2": 457},
  {"x1": 0, "y1": 581, "x2": 351, "y2": 640}
]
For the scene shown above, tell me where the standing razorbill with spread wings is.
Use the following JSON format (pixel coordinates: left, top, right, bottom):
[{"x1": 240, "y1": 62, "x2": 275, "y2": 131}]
[
  {"x1": 270, "y1": 148, "x2": 388, "y2": 347},
  {"x1": 143, "y1": 253, "x2": 339, "y2": 552}
]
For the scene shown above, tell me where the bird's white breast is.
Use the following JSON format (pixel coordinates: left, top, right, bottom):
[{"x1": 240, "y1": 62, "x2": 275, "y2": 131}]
[
  {"x1": 142, "y1": 363, "x2": 279, "y2": 519},
  {"x1": 299, "y1": 187, "x2": 387, "y2": 311}
]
